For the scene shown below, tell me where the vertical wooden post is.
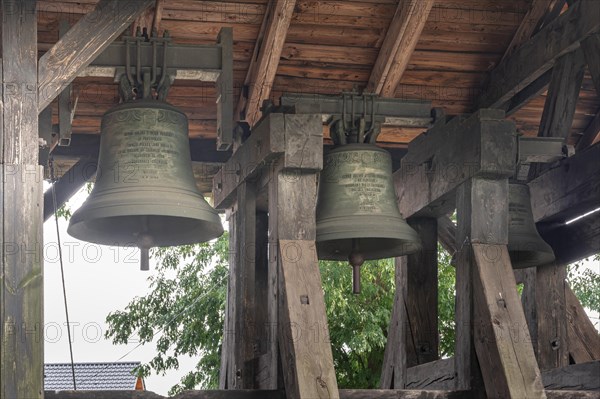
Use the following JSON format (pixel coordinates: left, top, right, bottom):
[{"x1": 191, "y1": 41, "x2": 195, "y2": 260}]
[
  {"x1": 405, "y1": 218, "x2": 439, "y2": 367},
  {"x1": 381, "y1": 217, "x2": 438, "y2": 389},
  {"x1": 1, "y1": 1, "x2": 44, "y2": 398},
  {"x1": 535, "y1": 263, "x2": 569, "y2": 370},
  {"x1": 456, "y1": 178, "x2": 545, "y2": 399}
]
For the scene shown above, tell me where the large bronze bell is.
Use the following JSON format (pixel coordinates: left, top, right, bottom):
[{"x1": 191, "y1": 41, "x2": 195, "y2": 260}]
[
  {"x1": 508, "y1": 182, "x2": 555, "y2": 268},
  {"x1": 316, "y1": 143, "x2": 422, "y2": 293},
  {"x1": 68, "y1": 99, "x2": 223, "y2": 269}
]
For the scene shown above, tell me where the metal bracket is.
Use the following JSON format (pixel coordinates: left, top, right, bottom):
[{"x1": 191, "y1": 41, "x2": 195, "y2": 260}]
[{"x1": 515, "y1": 136, "x2": 572, "y2": 181}]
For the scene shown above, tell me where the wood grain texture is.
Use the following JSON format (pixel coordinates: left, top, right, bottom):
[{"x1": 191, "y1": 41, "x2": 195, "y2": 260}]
[
  {"x1": 380, "y1": 256, "x2": 408, "y2": 389},
  {"x1": 278, "y1": 240, "x2": 339, "y2": 399},
  {"x1": 478, "y1": 0, "x2": 600, "y2": 109},
  {"x1": 367, "y1": 0, "x2": 435, "y2": 97},
  {"x1": 38, "y1": 0, "x2": 153, "y2": 110},
  {"x1": 542, "y1": 360, "x2": 600, "y2": 391},
  {"x1": 581, "y1": 32, "x2": 600, "y2": 96},
  {"x1": 472, "y1": 244, "x2": 546, "y2": 399},
  {"x1": 535, "y1": 263, "x2": 569, "y2": 371},
  {"x1": 238, "y1": 0, "x2": 297, "y2": 125},
  {"x1": 1, "y1": 1, "x2": 43, "y2": 397}
]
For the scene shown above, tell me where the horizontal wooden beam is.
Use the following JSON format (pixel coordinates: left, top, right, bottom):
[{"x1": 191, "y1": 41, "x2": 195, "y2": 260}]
[
  {"x1": 38, "y1": 0, "x2": 153, "y2": 111},
  {"x1": 478, "y1": 0, "x2": 600, "y2": 109},
  {"x1": 394, "y1": 109, "x2": 516, "y2": 219},
  {"x1": 543, "y1": 361, "x2": 600, "y2": 391},
  {"x1": 405, "y1": 358, "x2": 454, "y2": 390},
  {"x1": 212, "y1": 113, "x2": 323, "y2": 210},
  {"x1": 528, "y1": 142, "x2": 600, "y2": 224},
  {"x1": 44, "y1": 390, "x2": 600, "y2": 399}
]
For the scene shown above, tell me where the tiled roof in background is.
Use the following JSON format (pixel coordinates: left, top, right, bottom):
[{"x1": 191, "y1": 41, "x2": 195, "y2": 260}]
[{"x1": 44, "y1": 362, "x2": 141, "y2": 391}]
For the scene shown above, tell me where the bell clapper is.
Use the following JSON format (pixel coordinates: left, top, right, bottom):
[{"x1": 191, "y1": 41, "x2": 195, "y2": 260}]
[
  {"x1": 348, "y1": 239, "x2": 365, "y2": 295},
  {"x1": 137, "y1": 219, "x2": 154, "y2": 271}
]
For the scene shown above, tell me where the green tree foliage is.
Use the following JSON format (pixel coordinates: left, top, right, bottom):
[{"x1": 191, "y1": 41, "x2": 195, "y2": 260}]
[
  {"x1": 106, "y1": 235, "x2": 598, "y2": 394},
  {"x1": 105, "y1": 237, "x2": 457, "y2": 393},
  {"x1": 568, "y1": 254, "x2": 600, "y2": 314}
]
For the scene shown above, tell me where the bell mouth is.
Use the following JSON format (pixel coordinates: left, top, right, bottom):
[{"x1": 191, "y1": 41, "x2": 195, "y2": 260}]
[
  {"x1": 317, "y1": 237, "x2": 421, "y2": 261},
  {"x1": 509, "y1": 249, "x2": 555, "y2": 269}
]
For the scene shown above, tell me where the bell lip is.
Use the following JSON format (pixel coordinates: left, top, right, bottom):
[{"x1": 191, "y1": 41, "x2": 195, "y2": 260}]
[{"x1": 509, "y1": 250, "x2": 555, "y2": 269}]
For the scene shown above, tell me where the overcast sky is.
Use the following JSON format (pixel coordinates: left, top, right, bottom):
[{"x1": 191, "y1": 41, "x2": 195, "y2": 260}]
[{"x1": 43, "y1": 186, "x2": 200, "y2": 396}]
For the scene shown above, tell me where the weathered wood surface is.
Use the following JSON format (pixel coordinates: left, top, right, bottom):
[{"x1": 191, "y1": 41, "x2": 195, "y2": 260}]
[
  {"x1": 535, "y1": 264, "x2": 569, "y2": 371},
  {"x1": 237, "y1": 0, "x2": 296, "y2": 125},
  {"x1": 1, "y1": 1, "x2": 43, "y2": 398},
  {"x1": 576, "y1": 110, "x2": 600, "y2": 151},
  {"x1": 581, "y1": 32, "x2": 600, "y2": 96},
  {"x1": 566, "y1": 285, "x2": 600, "y2": 363},
  {"x1": 213, "y1": 113, "x2": 322, "y2": 210},
  {"x1": 404, "y1": 218, "x2": 439, "y2": 367},
  {"x1": 500, "y1": 0, "x2": 561, "y2": 63},
  {"x1": 478, "y1": 0, "x2": 600, "y2": 109},
  {"x1": 38, "y1": 0, "x2": 153, "y2": 110},
  {"x1": 380, "y1": 256, "x2": 408, "y2": 389},
  {"x1": 405, "y1": 358, "x2": 455, "y2": 390},
  {"x1": 395, "y1": 109, "x2": 516, "y2": 219},
  {"x1": 43, "y1": 390, "x2": 600, "y2": 399},
  {"x1": 278, "y1": 240, "x2": 339, "y2": 399},
  {"x1": 528, "y1": 142, "x2": 600, "y2": 224},
  {"x1": 367, "y1": 0, "x2": 434, "y2": 97},
  {"x1": 543, "y1": 361, "x2": 600, "y2": 391},
  {"x1": 472, "y1": 243, "x2": 546, "y2": 399}
]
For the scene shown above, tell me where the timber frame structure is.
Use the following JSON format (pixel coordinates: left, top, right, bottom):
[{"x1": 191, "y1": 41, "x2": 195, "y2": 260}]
[{"x1": 1, "y1": 0, "x2": 600, "y2": 398}]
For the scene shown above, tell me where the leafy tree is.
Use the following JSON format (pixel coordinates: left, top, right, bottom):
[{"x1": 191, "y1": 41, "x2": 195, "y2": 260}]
[
  {"x1": 105, "y1": 233, "x2": 600, "y2": 394},
  {"x1": 105, "y1": 236, "x2": 458, "y2": 394}
]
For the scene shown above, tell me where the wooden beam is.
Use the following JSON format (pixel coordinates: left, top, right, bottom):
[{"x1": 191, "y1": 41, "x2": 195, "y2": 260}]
[
  {"x1": 131, "y1": 0, "x2": 163, "y2": 35},
  {"x1": 528, "y1": 142, "x2": 600, "y2": 224},
  {"x1": 1, "y1": 1, "x2": 43, "y2": 398},
  {"x1": 472, "y1": 243, "x2": 546, "y2": 398},
  {"x1": 538, "y1": 49, "x2": 586, "y2": 140},
  {"x1": 42, "y1": 390, "x2": 600, "y2": 399},
  {"x1": 213, "y1": 113, "x2": 322, "y2": 210},
  {"x1": 380, "y1": 257, "x2": 407, "y2": 389},
  {"x1": 501, "y1": 0, "x2": 562, "y2": 63},
  {"x1": 395, "y1": 109, "x2": 516, "y2": 219},
  {"x1": 278, "y1": 240, "x2": 339, "y2": 398},
  {"x1": 237, "y1": 0, "x2": 296, "y2": 126},
  {"x1": 38, "y1": 0, "x2": 153, "y2": 111},
  {"x1": 542, "y1": 361, "x2": 600, "y2": 390},
  {"x1": 566, "y1": 286, "x2": 600, "y2": 363},
  {"x1": 575, "y1": 109, "x2": 600, "y2": 151},
  {"x1": 478, "y1": 0, "x2": 600, "y2": 109},
  {"x1": 405, "y1": 358, "x2": 455, "y2": 390},
  {"x1": 367, "y1": 0, "x2": 435, "y2": 97},
  {"x1": 535, "y1": 264, "x2": 569, "y2": 370},
  {"x1": 581, "y1": 33, "x2": 600, "y2": 96}
]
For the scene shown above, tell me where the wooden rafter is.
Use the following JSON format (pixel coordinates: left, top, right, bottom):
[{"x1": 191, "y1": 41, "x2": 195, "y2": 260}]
[
  {"x1": 237, "y1": 0, "x2": 296, "y2": 127},
  {"x1": 38, "y1": 0, "x2": 154, "y2": 111},
  {"x1": 576, "y1": 109, "x2": 600, "y2": 150},
  {"x1": 367, "y1": 0, "x2": 434, "y2": 97},
  {"x1": 501, "y1": 0, "x2": 564, "y2": 63},
  {"x1": 478, "y1": 0, "x2": 600, "y2": 109}
]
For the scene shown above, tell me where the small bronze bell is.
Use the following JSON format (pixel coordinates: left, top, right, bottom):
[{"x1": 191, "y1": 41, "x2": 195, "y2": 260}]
[
  {"x1": 68, "y1": 99, "x2": 223, "y2": 269},
  {"x1": 316, "y1": 143, "x2": 421, "y2": 293},
  {"x1": 508, "y1": 182, "x2": 555, "y2": 268}
]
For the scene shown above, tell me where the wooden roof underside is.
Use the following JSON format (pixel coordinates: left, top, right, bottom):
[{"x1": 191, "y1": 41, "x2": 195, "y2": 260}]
[{"x1": 38, "y1": 0, "x2": 599, "y2": 149}]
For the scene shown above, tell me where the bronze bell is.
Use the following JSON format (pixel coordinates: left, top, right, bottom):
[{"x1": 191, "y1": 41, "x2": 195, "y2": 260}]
[
  {"x1": 508, "y1": 182, "x2": 555, "y2": 268},
  {"x1": 68, "y1": 99, "x2": 223, "y2": 269},
  {"x1": 316, "y1": 143, "x2": 422, "y2": 293}
]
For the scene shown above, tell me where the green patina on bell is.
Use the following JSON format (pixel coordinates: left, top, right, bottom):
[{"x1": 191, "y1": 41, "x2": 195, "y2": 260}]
[
  {"x1": 508, "y1": 182, "x2": 555, "y2": 268},
  {"x1": 68, "y1": 99, "x2": 223, "y2": 268},
  {"x1": 316, "y1": 141, "x2": 421, "y2": 293}
]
